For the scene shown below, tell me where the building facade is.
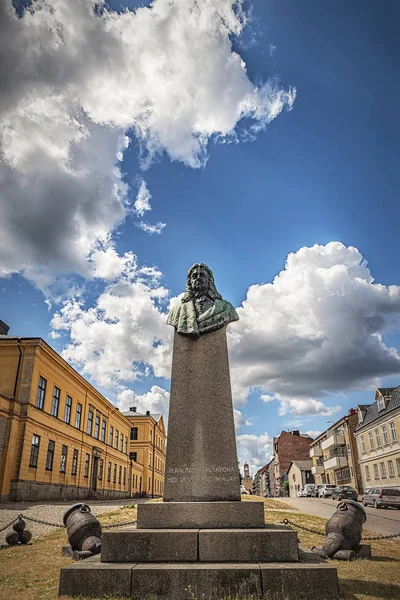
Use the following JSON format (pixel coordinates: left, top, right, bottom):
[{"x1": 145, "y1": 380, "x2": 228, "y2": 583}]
[
  {"x1": 0, "y1": 335, "x2": 144, "y2": 502},
  {"x1": 242, "y1": 461, "x2": 253, "y2": 492},
  {"x1": 287, "y1": 460, "x2": 314, "y2": 497},
  {"x1": 123, "y1": 407, "x2": 166, "y2": 498},
  {"x1": 252, "y1": 461, "x2": 271, "y2": 497},
  {"x1": 271, "y1": 431, "x2": 312, "y2": 496},
  {"x1": 355, "y1": 387, "x2": 400, "y2": 492},
  {"x1": 309, "y1": 409, "x2": 362, "y2": 492}
]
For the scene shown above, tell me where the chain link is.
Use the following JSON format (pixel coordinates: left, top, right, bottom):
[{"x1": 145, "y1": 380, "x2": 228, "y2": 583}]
[
  {"x1": 22, "y1": 515, "x2": 65, "y2": 528},
  {"x1": 281, "y1": 518, "x2": 400, "y2": 541}
]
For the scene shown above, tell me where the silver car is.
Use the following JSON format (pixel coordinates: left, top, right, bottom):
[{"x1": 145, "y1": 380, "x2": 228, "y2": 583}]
[
  {"x1": 318, "y1": 484, "x2": 336, "y2": 498},
  {"x1": 362, "y1": 487, "x2": 400, "y2": 509}
]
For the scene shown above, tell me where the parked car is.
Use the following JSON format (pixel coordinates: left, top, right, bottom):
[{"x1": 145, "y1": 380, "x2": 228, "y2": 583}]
[
  {"x1": 303, "y1": 484, "x2": 318, "y2": 497},
  {"x1": 362, "y1": 487, "x2": 400, "y2": 509},
  {"x1": 318, "y1": 484, "x2": 336, "y2": 498},
  {"x1": 311, "y1": 485, "x2": 323, "y2": 497},
  {"x1": 331, "y1": 485, "x2": 358, "y2": 501},
  {"x1": 240, "y1": 485, "x2": 250, "y2": 495}
]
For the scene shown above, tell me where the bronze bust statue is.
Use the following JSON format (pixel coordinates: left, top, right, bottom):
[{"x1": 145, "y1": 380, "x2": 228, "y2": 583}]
[{"x1": 166, "y1": 263, "x2": 239, "y2": 336}]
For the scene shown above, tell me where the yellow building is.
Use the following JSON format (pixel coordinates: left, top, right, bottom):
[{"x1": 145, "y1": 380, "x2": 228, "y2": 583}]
[
  {"x1": 309, "y1": 409, "x2": 363, "y2": 492},
  {"x1": 0, "y1": 333, "x2": 145, "y2": 502},
  {"x1": 123, "y1": 407, "x2": 166, "y2": 498},
  {"x1": 355, "y1": 387, "x2": 400, "y2": 491}
]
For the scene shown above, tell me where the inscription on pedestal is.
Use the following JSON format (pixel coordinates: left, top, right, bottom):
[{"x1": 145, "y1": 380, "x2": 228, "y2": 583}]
[{"x1": 166, "y1": 466, "x2": 238, "y2": 485}]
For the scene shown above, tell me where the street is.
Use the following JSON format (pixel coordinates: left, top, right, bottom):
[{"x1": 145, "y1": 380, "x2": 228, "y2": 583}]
[{"x1": 277, "y1": 496, "x2": 400, "y2": 537}]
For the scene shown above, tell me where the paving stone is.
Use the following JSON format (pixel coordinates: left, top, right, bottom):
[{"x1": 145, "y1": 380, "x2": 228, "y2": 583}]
[
  {"x1": 137, "y1": 500, "x2": 265, "y2": 529},
  {"x1": 101, "y1": 529, "x2": 199, "y2": 562},
  {"x1": 198, "y1": 527, "x2": 299, "y2": 562}
]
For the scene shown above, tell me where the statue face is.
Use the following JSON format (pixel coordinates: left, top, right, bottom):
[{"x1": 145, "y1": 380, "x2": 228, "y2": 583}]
[{"x1": 190, "y1": 265, "x2": 209, "y2": 295}]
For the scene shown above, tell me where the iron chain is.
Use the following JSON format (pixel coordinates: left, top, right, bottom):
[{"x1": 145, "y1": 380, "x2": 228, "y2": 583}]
[
  {"x1": 281, "y1": 518, "x2": 400, "y2": 541},
  {"x1": 0, "y1": 518, "x2": 19, "y2": 534},
  {"x1": 1, "y1": 514, "x2": 137, "y2": 531},
  {"x1": 281, "y1": 518, "x2": 325, "y2": 536},
  {"x1": 103, "y1": 520, "x2": 137, "y2": 529}
]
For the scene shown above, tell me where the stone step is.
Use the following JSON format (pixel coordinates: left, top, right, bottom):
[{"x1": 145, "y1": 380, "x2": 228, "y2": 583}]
[
  {"x1": 101, "y1": 525, "x2": 299, "y2": 563},
  {"x1": 137, "y1": 500, "x2": 265, "y2": 529},
  {"x1": 59, "y1": 551, "x2": 339, "y2": 599}
]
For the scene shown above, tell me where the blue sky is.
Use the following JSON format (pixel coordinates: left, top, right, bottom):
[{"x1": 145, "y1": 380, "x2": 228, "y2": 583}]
[{"x1": 1, "y1": 0, "x2": 400, "y2": 472}]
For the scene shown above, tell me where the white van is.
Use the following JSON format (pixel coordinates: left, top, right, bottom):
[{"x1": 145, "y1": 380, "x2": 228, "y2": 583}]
[{"x1": 303, "y1": 484, "x2": 318, "y2": 497}]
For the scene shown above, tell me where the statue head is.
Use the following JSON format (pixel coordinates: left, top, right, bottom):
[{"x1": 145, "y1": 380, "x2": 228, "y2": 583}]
[{"x1": 182, "y1": 263, "x2": 222, "y2": 303}]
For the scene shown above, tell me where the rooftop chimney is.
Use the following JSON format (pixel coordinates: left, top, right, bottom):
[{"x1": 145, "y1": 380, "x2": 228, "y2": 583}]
[
  {"x1": 130, "y1": 406, "x2": 137, "y2": 412},
  {"x1": 0, "y1": 321, "x2": 10, "y2": 336},
  {"x1": 146, "y1": 410, "x2": 150, "y2": 416},
  {"x1": 348, "y1": 408, "x2": 356, "y2": 415},
  {"x1": 292, "y1": 430, "x2": 300, "y2": 436}
]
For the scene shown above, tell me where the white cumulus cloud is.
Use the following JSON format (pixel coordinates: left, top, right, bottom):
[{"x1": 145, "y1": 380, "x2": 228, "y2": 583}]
[
  {"x1": 134, "y1": 180, "x2": 152, "y2": 217},
  {"x1": 229, "y1": 242, "x2": 400, "y2": 410},
  {"x1": 236, "y1": 433, "x2": 273, "y2": 475},
  {"x1": 0, "y1": 0, "x2": 294, "y2": 282}
]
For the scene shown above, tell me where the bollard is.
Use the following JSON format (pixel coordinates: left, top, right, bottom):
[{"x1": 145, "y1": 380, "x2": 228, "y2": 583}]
[
  {"x1": 63, "y1": 503, "x2": 102, "y2": 559},
  {"x1": 312, "y1": 500, "x2": 370, "y2": 560}
]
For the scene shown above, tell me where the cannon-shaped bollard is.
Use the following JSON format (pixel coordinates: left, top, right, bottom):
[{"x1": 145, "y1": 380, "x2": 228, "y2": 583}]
[
  {"x1": 63, "y1": 503, "x2": 102, "y2": 560},
  {"x1": 313, "y1": 499, "x2": 371, "y2": 560}
]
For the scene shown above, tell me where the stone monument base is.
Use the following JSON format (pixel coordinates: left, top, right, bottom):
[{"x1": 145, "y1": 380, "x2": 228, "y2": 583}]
[{"x1": 59, "y1": 501, "x2": 340, "y2": 600}]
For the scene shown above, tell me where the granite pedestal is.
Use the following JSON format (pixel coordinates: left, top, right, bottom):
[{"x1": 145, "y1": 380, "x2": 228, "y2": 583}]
[{"x1": 59, "y1": 326, "x2": 339, "y2": 599}]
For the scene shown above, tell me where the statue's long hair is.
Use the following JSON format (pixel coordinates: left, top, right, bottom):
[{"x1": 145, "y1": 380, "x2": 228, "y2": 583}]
[{"x1": 182, "y1": 263, "x2": 222, "y2": 303}]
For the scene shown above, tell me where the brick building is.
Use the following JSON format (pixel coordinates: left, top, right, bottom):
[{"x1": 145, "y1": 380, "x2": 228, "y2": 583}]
[
  {"x1": 271, "y1": 430, "x2": 313, "y2": 496},
  {"x1": 252, "y1": 460, "x2": 272, "y2": 497}
]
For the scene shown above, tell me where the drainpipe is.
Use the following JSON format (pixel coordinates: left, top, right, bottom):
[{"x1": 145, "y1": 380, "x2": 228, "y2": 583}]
[
  {"x1": 13, "y1": 339, "x2": 22, "y2": 399},
  {"x1": 151, "y1": 420, "x2": 156, "y2": 498}
]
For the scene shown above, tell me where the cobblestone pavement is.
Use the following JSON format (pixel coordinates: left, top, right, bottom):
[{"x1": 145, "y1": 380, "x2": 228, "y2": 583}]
[{"x1": 0, "y1": 498, "x2": 144, "y2": 545}]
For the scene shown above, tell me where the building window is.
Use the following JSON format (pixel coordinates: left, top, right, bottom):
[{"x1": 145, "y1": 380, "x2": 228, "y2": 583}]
[
  {"x1": 123, "y1": 467, "x2": 126, "y2": 485},
  {"x1": 120, "y1": 432, "x2": 123, "y2": 452},
  {"x1": 115, "y1": 429, "x2": 119, "y2": 448},
  {"x1": 29, "y1": 435, "x2": 40, "y2": 467},
  {"x1": 130, "y1": 452, "x2": 137, "y2": 462},
  {"x1": 36, "y1": 377, "x2": 46, "y2": 410},
  {"x1": 72, "y1": 449, "x2": 78, "y2": 475},
  {"x1": 389, "y1": 421, "x2": 397, "y2": 442},
  {"x1": 46, "y1": 440, "x2": 55, "y2": 471},
  {"x1": 368, "y1": 431, "x2": 375, "y2": 450},
  {"x1": 373, "y1": 463, "x2": 379, "y2": 479},
  {"x1": 360, "y1": 435, "x2": 366, "y2": 453},
  {"x1": 76, "y1": 403, "x2": 82, "y2": 429},
  {"x1": 388, "y1": 460, "x2": 395, "y2": 477},
  {"x1": 118, "y1": 465, "x2": 122, "y2": 484},
  {"x1": 84, "y1": 454, "x2": 90, "y2": 478},
  {"x1": 124, "y1": 437, "x2": 128, "y2": 454},
  {"x1": 60, "y1": 445, "x2": 68, "y2": 473},
  {"x1": 380, "y1": 462, "x2": 387, "y2": 478},
  {"x1": 107, "y1": 461, "x2": 111, "y2": 482},
  {"x1": 382, "y1": 424, "x2": 389, "y2": 445},
  {"x1": 113, "y1": 464, "x2": 117, "y2": 483},
  {"x1": 87, "y1": 410, "x2": 93, "y2": 435},
  {"x1": 50, "y1": 386, "x2": 60, "y2": 417},
  {"x1": 130, "y1": 427, "x2": 138, "y2": 440},
  {"x1": 377, "y1": 396, "x2": 385, "y2": 411},
  {"x1": 109, "y1": 426, "x2": 114, "y2": 446},
  {"x1": 99, "y1": 459, "x2": 103, "y2": 480},
  {"x1": 149, "y1": 453, "x2": 152, "y2": 467},
  {"x1": 365, "y1": 465, "x2": 370, "y2": 481},
  {"x1": 148, "y1": 477, "x2": 151, "y2": 491},
  {"x1": 374, "y1": 428, "x2": 381, "y2": 447},
  {"x1": 397, "y1": 458, "x2": 400, "y2": 477},
  {"x1": 101, "y1": 420, "x2": 106, "y2": 443},
  {"x1": 94, "y1": 415, "x2": 100, "y2": 439},
  {"x1": 65, "y1": 395, "x2": 72, "y2": 423}
]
